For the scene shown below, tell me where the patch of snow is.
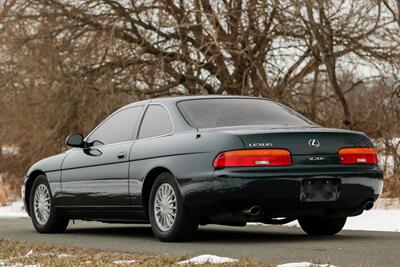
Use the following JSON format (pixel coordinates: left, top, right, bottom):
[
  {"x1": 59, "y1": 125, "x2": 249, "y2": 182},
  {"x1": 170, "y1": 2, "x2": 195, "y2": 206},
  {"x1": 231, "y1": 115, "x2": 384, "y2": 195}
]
[
  {"x1": 31, "y1": 253, "x2": 72, "y2": 258},
  {"x1": 178, "y1": 254, "x2": 238, "y2": 265},
  {"x1": 10, "y1": 265, "x2": 40, "y2": 267},
  {"x1": 276, "y1": 263, "x2": 335, "y2": 267},
  {"x1": 12, "y1": 251, "x2": 73, "y2": 259},
  {"x1": 35, "y1": 253, "x2": 55, "y2": 257},
  {"x1": 56, "y1": 254, "x2": 72, "y2": 258},
  {"x1": 0, "y1": 257, "x2": 40, "y2": 267},
  {"x1": 1, "y1": 145, "x2": 19, "y2": 155},
  {"x1": 25, "y1": 250, "x2": 33, "y2": 258},
  {"x1": 344, "y1": 209, "x2": 400, "y2": 232},
  {"x1": 112, "y1": 260, "x2": 136, "y2": 265},
  {"x1": 0, "y1": 200, "x2": 28, "y2": 218}
]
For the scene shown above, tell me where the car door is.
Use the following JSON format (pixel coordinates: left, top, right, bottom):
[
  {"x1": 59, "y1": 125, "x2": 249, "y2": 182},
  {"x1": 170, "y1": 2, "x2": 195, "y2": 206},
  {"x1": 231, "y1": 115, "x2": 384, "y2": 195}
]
[{"x1": 60, "y1": 105, "x2": 144, "y2": 207}]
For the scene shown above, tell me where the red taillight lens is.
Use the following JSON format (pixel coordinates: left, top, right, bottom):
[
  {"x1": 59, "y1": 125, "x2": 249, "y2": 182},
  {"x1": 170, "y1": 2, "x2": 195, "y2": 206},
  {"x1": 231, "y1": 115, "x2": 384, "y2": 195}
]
[
  {"x1": 213, "y1": 149, "x2": 291, "y2": 168},
  {"x1": 339, "y1": 147, "x2": 378, "y2": 165}
]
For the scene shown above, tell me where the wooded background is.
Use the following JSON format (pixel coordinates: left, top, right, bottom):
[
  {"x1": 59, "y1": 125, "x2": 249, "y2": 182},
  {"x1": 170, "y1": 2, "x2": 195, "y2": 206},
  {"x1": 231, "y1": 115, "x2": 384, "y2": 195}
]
[{"x1": 0, "y1": 0, "x2": 399, "y2": 202}]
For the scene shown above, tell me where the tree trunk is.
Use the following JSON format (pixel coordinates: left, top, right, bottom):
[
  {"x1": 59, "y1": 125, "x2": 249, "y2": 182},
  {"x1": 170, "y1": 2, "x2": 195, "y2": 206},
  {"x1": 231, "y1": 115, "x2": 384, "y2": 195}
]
[{"x1": 325, "y1": 58, "x2": 352, "y2": 129}]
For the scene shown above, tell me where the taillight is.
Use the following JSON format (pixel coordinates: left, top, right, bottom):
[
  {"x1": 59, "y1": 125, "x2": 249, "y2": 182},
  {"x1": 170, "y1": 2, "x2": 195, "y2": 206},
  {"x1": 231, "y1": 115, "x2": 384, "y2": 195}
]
[
  {"x1": 338, "y1": 147, "x2": 378, "y2": 165},
  {"x1": 213, "y1": 149, "x2": 291, "y2": 168}
]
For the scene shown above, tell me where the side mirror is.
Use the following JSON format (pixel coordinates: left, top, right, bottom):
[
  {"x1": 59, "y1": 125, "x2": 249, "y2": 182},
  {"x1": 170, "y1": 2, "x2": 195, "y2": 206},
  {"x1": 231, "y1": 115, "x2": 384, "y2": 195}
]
[{"x1": 65, "y1": 133, "x2": 84, "y2": 148}]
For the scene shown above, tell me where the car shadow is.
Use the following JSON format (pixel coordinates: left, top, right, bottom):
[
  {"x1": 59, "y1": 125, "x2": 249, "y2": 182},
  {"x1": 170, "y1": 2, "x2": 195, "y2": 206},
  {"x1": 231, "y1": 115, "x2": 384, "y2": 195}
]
[
  {"x1": 66, "y1": 224, "x2": 153, "y2": 238},
  {"x1": 65, "y1": 223, "x2": 375, "y2": 244}
]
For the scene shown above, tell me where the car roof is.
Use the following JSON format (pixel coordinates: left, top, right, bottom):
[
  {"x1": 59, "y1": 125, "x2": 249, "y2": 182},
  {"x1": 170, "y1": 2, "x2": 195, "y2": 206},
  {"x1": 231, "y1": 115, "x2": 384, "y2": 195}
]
[
  {"x1": 124, "y1": 95, "x2": 263, "y2": 108},
  {"x1": 156, "y1": 95, "x2": 262, "y2": 102}
]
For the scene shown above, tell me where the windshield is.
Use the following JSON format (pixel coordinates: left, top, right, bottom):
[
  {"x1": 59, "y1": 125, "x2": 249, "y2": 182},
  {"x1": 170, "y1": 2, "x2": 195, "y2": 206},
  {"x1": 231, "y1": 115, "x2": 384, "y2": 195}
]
[{"x1": 177, "y1": 98, "x2": 313, "y2": 128}]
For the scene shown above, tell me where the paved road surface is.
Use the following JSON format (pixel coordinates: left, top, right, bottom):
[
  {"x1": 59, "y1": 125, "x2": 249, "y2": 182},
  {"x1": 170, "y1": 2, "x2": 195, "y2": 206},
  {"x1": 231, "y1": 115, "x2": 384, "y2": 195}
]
[{"x1": 0, "y1": 218, "x2": 399, "y2": 266}]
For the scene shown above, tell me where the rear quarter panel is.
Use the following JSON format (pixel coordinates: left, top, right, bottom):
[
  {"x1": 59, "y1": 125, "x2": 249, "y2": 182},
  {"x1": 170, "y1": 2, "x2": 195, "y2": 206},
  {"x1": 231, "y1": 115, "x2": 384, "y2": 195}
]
[{"x1": 128, "y1": 131, "x2": 245, "y2": 206}]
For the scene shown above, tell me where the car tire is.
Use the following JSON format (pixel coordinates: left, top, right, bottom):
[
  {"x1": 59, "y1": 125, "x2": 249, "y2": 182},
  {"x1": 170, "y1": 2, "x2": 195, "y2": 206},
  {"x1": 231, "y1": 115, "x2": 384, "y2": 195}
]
[
  {"x1": 149, "y1": 172, "x2": 198, "y2": 242},
  {"x1": 29, "y1": 175, "x2": 69, "y2": 233},
  {"x1": 298, "y1": 216, "x2": 347, "y2": 236}
]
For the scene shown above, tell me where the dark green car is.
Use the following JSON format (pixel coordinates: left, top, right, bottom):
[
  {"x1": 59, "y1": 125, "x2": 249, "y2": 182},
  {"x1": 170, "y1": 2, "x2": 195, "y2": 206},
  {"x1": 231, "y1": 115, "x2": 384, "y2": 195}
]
[{"x1": 23, "y1": 96, "x2": 383, "y2": 241}]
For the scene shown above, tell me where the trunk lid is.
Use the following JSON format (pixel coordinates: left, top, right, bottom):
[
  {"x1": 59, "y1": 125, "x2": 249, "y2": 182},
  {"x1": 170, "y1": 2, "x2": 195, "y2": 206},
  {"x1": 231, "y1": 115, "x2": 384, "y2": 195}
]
[{"x1": 205, "y1": 126, "x2": 373, "y2": 155}]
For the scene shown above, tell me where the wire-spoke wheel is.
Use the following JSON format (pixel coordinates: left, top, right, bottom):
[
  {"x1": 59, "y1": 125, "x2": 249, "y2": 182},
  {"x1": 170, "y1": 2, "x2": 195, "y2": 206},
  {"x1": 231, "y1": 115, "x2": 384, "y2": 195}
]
[
  {"x1": 149, "y1": 172, "x2": 198, "y2": 242},
  {"x1": 33, "y1": 184, "x2": 51, "y2": 225},
  {"x1": 29, "y1": 175, "x2": 69, "y2": 233}
]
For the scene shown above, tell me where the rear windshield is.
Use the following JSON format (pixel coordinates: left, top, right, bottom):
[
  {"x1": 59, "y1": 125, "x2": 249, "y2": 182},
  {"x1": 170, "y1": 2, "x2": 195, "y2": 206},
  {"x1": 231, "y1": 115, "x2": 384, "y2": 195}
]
[{"x1": 177, "y1": 98, "x2": 313, "y2": 128}]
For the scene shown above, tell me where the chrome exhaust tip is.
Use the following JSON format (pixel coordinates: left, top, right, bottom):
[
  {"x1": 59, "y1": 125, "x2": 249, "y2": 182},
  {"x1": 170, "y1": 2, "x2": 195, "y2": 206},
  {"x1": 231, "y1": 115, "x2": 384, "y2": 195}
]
[
  {"x1": 243, "y1": 206, "x2": 262, "y2": 216},
  {"x1": 364, "y1": 201, "x2": 374, "y2": 211}
]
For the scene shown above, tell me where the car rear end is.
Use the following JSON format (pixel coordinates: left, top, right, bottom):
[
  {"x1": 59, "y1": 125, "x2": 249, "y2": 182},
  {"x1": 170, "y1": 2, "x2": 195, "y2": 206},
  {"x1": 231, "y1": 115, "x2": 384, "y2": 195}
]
[{"x1": 211, "y1": 128, "x2": 383, "y2": 223}]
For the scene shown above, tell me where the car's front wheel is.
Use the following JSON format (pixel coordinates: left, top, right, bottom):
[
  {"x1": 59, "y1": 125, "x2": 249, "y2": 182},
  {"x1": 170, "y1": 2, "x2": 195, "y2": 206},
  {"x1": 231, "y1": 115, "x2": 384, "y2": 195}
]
[
  {"x1": 30, "y1": 175, "x2": 69, "y2": 233},
  {"x1": 149, "y1": 172, "x2": 198, "y2": 242},
  {"x1": 298, "y1": 216, "x2": 347, "y2": 236}
]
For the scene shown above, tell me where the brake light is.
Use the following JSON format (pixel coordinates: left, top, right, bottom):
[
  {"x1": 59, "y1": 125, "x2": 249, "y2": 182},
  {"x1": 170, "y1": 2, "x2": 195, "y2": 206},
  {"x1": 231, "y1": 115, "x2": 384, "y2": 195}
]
[
  {"x1": 213, "y1": 149, "x2": 291, "y2": 168},
  {"x1": 338, "y1": 147, "x2": 378, "y2": 165}
]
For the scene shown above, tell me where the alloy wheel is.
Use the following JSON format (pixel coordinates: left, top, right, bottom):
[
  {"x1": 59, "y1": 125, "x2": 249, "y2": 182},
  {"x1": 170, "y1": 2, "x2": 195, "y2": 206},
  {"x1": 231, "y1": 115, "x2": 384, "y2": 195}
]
[
  {"x1": 153, "y1": 183, "x2": 177, "y2": 232},
  {"x1": 33, "y1": 184, "x2": 51, "y2": 225}
]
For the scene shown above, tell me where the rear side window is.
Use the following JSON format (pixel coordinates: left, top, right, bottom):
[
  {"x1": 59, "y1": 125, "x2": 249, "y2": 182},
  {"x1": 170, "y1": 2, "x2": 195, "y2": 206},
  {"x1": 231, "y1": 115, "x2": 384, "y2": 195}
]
[
  {"x1": 139, "y1": 105, "x2": 173, "y2": 139},
  {"x1": 87, "y1": 106, "x2": 143, "y2": 145},
  {"x1": 177, "y1": 98, "x2": 312, "y2": 128}
]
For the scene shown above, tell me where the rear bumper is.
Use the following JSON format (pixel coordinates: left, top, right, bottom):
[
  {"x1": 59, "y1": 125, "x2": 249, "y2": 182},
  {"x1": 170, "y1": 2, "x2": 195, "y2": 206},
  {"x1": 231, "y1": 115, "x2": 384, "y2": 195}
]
[{"x1": 180, "y1": 166, "x2": 383, "y2": 221}]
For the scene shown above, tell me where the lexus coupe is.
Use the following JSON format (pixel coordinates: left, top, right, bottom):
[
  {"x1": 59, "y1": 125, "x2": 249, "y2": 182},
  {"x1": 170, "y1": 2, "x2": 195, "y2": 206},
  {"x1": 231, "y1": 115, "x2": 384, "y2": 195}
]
[{"x1": 23, "y1": 96, "x2": 383, "y2": 241}]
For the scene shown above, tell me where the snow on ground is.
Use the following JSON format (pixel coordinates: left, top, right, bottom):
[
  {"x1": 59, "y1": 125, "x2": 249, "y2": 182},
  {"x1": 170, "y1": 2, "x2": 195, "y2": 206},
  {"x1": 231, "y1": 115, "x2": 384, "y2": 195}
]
[
  {"x1": 177, "y1": 254, "x2": 238, "y2": 265},
  {"x1": 0, "y1": 145, "x2": 19, "y2": 155},
  {"x1": 21, "y1": 251, "x2": 72, "y2": 259},
  {"x1": 0, "y1": 200, "x2": 28, "y2": 218},
  {"x1": 0, "y1": 260, "x2": 40, "y2": 267},
  {"x1": 276, "y1": 262, "x2": 336, "y2": 267},
  {"x1": 344, "y1": 209, "x2": 400, "y2": 232},
  {"x1": 112, "y1": 259, "x2": 136, "y2": 265},
  {"x1": 0, "y1": 249, "x2": 53, "y2": 267},
  {"x1": 25, "y1": 250, "x2": 33, "y2": 257}
]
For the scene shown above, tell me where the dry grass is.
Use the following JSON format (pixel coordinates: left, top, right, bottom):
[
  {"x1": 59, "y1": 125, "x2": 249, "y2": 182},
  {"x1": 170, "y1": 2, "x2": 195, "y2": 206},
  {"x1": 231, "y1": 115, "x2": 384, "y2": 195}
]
[{"x1": 0, "y1": 239, "x2": 272, "y2": 267}]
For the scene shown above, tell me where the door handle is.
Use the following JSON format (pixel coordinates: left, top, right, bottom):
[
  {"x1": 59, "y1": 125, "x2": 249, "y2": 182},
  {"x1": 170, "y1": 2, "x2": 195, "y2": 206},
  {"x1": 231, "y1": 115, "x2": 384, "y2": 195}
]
[{"x1": 117, "y1": 152, "x2": 127, "y2": 159}]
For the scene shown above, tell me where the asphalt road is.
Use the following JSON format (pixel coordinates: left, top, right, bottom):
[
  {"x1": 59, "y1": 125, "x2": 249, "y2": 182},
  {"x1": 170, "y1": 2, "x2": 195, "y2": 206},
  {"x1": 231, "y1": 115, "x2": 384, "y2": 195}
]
[{"x1": 0, "y1": 218, "x2": 399, "y2": 267}]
